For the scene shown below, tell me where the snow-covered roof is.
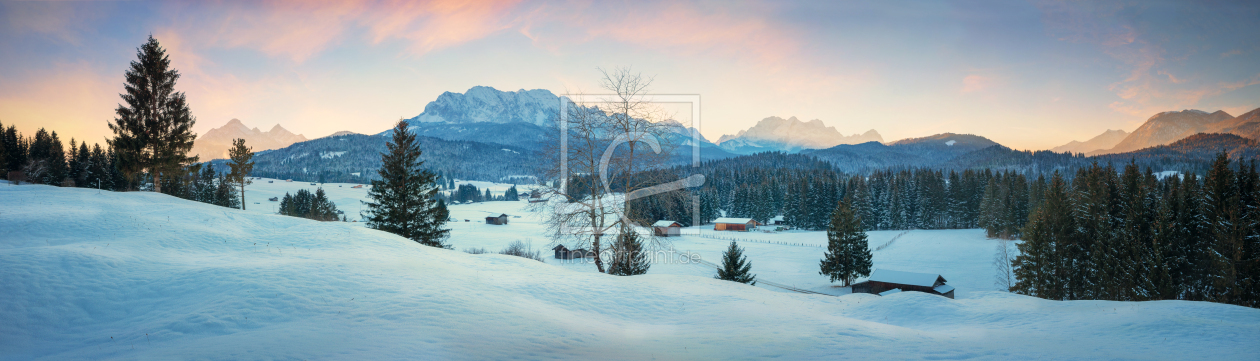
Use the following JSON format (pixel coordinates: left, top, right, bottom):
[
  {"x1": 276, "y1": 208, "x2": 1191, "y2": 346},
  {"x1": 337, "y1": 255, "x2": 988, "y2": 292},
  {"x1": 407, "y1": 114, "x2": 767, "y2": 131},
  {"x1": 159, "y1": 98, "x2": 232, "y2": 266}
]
[
  {"x1": 713, "y1": 218, "x2": 756, "y2": 224},
  {"x1": 771, "y1": 215, "x2": 784, "y2": 222},
  {"x1": 934, "y1": 284, "x2": 955, "y2": 294},
  {"x1": 868, "y1": 269, "x2": 946, "y2": 288},
  {"x1": 653, "y1": 220, "x2": 681, "y2": 227},
  {"x1": 878, "y1": 288, "x2": 902, "y2": 296}
]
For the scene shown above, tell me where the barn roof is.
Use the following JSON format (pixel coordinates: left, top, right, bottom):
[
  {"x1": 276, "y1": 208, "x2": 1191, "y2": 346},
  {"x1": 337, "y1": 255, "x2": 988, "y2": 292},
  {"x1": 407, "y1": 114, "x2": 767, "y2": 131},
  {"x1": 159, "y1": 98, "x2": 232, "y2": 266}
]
[
  {"x1": 878, "y1": 288, "x2": 902, "y2": 296},
  {"x1": 934, "y1": 284, "x2": 955, "y2": 294},
  {"x1": 771, "y1": 215, "x2": 784, "y2": 222},
  {"x1": 653, "y1": 220, "x2": 681, "y2": 227},
  {"x1": 868, "y1": 269, "x2": 946, "y2": 288},
  {"x1": 713, "y1": 218, "x2": 756, "y2": 224}
]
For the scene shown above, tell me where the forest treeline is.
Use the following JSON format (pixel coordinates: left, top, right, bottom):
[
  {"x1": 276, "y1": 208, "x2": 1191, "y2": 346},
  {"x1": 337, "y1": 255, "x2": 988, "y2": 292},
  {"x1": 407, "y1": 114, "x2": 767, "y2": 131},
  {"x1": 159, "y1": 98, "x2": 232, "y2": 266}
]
[
  {"x1": 1010, "y1": 155, "x2": 1259, "y2": 308},
  {"x1": 0, "y1": 121, "x2": 244, "y2": 209}
]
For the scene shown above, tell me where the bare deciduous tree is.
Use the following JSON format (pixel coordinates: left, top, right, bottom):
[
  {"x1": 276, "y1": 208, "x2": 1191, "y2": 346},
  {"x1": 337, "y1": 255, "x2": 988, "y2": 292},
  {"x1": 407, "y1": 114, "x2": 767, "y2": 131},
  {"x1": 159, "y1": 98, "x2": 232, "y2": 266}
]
[{"x1": 534, "y1": 67, "x2": 687, "y2": 273}]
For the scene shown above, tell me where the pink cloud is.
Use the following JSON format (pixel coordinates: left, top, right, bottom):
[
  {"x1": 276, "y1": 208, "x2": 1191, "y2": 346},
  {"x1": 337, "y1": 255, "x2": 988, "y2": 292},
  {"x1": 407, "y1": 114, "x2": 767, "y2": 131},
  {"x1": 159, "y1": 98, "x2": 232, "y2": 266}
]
[{"x1": 961, "y1": 75, "x2": 995, "y2": 93}]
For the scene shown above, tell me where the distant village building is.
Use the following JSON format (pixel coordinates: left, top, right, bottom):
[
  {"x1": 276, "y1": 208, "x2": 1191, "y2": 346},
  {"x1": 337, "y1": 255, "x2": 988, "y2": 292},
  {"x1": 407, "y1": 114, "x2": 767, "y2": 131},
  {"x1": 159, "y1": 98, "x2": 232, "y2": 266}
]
[
  {"x1": 527, "y1": 190, "x2": 546, "y2": 203},
  {"x1": 653, "y1": 220, "x2": 683, "y2": 237},
  {"x1": 712, "y1": 218, "x2": 760, "y2": 232},
  {"x1": 770, "y1": 215, "x2": 785, "y2": 226},
  {"x1": 552, "y1": 245, "x2": 594, "y2": 259},
  {"x1": 268, "y1": 197, "x2": 279, "y2": 202},
  {"x1": 485, "y1": 213, "x2": 509, "y2": 225},
  {"x1": 850, "y1": 269, "x2": 955, "y2": 299},
  {"x1": 351, "y1": 185, "x2": 363, "y2": 189}
]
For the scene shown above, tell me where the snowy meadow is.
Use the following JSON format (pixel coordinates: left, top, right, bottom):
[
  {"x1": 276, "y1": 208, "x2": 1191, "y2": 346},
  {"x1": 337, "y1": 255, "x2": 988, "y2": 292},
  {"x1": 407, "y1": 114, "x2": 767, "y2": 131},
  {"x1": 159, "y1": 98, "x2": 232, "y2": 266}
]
[{"x1": 2, "y1": 181, "x2": 1259, "y2": 360}]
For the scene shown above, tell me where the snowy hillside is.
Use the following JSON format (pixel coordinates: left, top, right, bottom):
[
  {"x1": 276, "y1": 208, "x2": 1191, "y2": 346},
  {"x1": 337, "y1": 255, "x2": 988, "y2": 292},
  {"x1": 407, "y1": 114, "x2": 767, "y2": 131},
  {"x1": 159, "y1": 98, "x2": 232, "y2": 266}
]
[{"x1": 3, "y1": 183, "x2": 1259, "y2": 360}]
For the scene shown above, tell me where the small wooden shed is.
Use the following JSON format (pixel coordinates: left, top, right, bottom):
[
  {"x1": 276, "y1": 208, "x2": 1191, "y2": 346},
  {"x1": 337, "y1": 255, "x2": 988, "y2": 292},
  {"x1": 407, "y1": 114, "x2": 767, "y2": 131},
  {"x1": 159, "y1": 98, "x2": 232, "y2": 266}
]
[
  {"x1": 850, "y1": 269, "x2": 955, "y2": 299},
  {"x1": 485, "y1": 213, "x2": 509, "y2": 225},
  {"x1": 770, "y1": 215, "x2": 785, "y2": 225},
  {"x1": 653, "y1": 220, "x2": 682, "y2": 237},
  {"x1": 712, "y1": 218, "x2": 760, "y2": 232},
  {"x1": 552, "y1": 245, "x2": 594, "y2": 259}
]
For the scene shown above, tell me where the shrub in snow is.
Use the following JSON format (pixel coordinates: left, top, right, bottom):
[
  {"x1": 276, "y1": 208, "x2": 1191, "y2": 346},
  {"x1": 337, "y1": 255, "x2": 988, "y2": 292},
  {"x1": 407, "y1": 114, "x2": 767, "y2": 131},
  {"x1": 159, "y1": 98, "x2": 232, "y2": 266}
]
[{"x1": 498, "y1": 240, "x2": 544, "y2": 262}]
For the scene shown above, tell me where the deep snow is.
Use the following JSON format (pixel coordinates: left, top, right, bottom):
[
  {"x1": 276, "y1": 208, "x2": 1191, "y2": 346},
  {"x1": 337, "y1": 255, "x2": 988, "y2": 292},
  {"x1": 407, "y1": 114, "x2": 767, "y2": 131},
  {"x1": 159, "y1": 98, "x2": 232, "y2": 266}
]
[{"x1": 3, "y1": 182, "x2": 1259, "y2": 360}]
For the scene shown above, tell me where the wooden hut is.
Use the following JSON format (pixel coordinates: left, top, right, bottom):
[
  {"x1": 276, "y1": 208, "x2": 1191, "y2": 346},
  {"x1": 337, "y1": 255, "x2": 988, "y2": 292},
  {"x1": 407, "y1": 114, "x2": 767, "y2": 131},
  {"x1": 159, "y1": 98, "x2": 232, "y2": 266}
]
[
  {"x1": 653, "y1": 221, "x2": 682, "y2": 237},
  {"x1": 485, "y1": 213, "x2": 509, "y2": 225},
  {"x1": 712, "y1": 218, "x2": 760, "y2": 232},
  {"x1": 551, "y1": 245, "x2": 594, "y2": 259},
  {"x1": 850, "y1": 269, "x2": 955, "y2": 299},
  {"x1": 770, "y1": 215, "x2": 785, "y2": 225}
]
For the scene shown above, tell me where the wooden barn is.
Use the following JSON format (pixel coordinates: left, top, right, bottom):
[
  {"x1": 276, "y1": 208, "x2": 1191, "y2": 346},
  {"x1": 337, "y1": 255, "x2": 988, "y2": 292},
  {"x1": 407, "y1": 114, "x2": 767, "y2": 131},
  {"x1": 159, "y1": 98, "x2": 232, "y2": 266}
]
[
  {"x1": 712, "y1": 218, "x2": 760, "y2": 232},
  {"x1": 770, "y1": 215, "x2": 785, "y2": 226},
  {"x1": 850, "y1": 269, "x2": 955, "y2": 299},
  {"x1": 485, "y1": 213, "x2": 509, "y2": 225},
  {"x1": 653, "y1": 220, "x2": 683, "y2": 237},
  {"x1": 551, "y1": 245, "x2": 594, "y2": 259}
]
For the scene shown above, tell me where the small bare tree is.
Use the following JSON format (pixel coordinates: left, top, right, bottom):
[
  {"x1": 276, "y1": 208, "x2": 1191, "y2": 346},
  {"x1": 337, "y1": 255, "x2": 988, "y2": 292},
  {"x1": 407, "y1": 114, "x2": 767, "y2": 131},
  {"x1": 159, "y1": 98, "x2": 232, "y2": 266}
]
[
  {"x1": 534, "y1": 67, "x2": 690, "y2": 273},
  {"x1": 994, "y1": 238, "x2": 1017, "y2": 291}
]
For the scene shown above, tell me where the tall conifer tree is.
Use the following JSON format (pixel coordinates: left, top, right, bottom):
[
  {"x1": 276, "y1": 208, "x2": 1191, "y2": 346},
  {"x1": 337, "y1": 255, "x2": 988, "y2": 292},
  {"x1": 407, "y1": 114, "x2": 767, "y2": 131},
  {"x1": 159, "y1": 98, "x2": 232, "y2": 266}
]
[
  {"x1": 363, "y1": 120, "x2": 449, "y2": 248},
  {"x1": 227, "y1": 138, "x2": 255, "y2": 210},
  {"x1": 108, "y1": 35, "x2": 197, "y2": 193},
  {"x1": 820, "y1": 200, "x2": 872, "y2": 286}
]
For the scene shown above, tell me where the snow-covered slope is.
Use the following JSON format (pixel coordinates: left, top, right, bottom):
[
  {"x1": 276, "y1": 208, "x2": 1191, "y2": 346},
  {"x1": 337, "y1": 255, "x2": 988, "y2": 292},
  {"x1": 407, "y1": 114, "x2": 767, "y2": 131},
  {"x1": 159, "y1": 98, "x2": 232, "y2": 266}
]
[
  {"x1": 1050, "y1": 129, "x2": 1128, "y2": 154},
  {"x1": 3, "y1": 183, "x2": 1259, "y2": 360},
  {"x1": 716, "y1": 116, "x2": 882, "y2": 154},
  {"x1": 191, "y1": 119, "x2": 307, "y2": 161}
]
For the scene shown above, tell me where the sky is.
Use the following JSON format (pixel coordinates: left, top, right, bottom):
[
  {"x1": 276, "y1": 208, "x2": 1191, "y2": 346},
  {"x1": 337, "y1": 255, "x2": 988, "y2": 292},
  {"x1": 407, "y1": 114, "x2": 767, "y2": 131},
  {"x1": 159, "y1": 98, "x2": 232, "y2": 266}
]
[{"x1": 1, "y1": 0, "x2": 1258, "y2": 151}]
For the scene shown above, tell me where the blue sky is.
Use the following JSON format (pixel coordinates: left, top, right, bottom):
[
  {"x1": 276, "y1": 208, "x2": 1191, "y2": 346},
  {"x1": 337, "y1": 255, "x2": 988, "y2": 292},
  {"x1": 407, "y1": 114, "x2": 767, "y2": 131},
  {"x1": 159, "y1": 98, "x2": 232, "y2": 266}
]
[{"x1": 2, "y1": 0, "x2": 1257, "y2": 150}]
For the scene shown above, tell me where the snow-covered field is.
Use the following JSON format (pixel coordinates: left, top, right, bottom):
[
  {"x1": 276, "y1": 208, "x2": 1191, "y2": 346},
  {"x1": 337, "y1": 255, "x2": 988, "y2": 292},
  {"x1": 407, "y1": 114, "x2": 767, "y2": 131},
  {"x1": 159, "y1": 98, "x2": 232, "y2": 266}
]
[{"x1": 3, "y1": 182, "x2": 1259, "y2": 360}]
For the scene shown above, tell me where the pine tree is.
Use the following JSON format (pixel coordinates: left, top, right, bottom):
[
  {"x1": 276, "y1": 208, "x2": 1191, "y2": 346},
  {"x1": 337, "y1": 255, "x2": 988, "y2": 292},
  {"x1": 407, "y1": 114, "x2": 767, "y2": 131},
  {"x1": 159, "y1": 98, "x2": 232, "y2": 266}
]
[
  {"x1": 435, "y1": 198, "x2": 449, "y2": 222},
  {"x1": 363, "y1": 120, "x2": 449, "y2": 248},
  {"x1": 1012, "y1": 171, "x2": 1072, "y2": 300},
  {"x1": 504, "y1": 186, "x2": 519, "y2": 201},
  {"x1": 715, "y1": 241, "x2": 756, "y2": 285},
  {"x1": 107, "y1": 35, "x2": 198, "y2": 193},
  {"x1": 46, "y1": 132, "x2": 67, "y2": 185},
  {"x1": 227, "y1": 138, "x2": 255, "y2": 210},
  {"x1": 1202, "y1": 152, "x2": 1243, "y2": 303},
  {"x1": 607, "y1": 225, "x2": 650, "y2": 276},
  {"x1": 820, "y1": 200, "x2": 872, "y2": 286}
]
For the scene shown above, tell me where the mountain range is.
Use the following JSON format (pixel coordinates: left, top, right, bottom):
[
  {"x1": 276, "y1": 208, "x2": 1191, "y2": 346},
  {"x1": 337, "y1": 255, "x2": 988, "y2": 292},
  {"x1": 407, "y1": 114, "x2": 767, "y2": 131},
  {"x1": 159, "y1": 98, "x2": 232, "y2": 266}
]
[
  {"x1": 1055, "y1": 108, "x2": 1260, "y2": 155},
  {"x1": 715, "y1": 116, "x2": 882, "y2": 154},
  {"x1": 236, "y1": 85, "x2": 1257, "y2": 182},
  {"x1": 191, "y1": 119, "x2": 306, "y2": 161},
  {"x1": 1050, "y1": 129, "x2": 1129, "y2": 154}
]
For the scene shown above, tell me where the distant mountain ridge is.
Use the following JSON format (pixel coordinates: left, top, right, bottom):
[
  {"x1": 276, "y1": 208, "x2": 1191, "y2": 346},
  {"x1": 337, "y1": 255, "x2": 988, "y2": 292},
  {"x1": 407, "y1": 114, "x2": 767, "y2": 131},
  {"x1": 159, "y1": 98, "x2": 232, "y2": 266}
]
[
  {"x1": 800, "y1": 133, "x2": 999, "y2": 173},
  {"x1": 191, "y1": 119, "x2": 306, "y2": 161},
  {"x1": 1051, "y1": 129, "x2": 1129, "y2": 154},
  {"x1": 716, "y1": 116, "x2": 882, "y2": 154},
  {"x1": 1099, "y1": 109, "x2": 1233, "y2": 154}
]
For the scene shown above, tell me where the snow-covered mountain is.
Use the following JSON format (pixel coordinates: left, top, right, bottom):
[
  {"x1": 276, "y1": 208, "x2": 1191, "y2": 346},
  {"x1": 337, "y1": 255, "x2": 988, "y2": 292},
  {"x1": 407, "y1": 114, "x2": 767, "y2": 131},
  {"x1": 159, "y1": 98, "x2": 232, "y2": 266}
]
[
  {"x1": 1098, "y1": 109, "x2": 1233, "y2": 154},
  {"x1": 191, "y1": 119, "x2": 307, "y2": 161},
  {"x1": 398, "y1": 86, "x2": 725, "y2": 157},
  {"x1": 407, "y1": 86, "x2": 560, "y2": 127},
  {"x1": 1050, "y1": 129, "x2": 1129, "y2": 154},
  {"x1": 716, "y1": 116, "x2": 882, "y2": 154}
]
